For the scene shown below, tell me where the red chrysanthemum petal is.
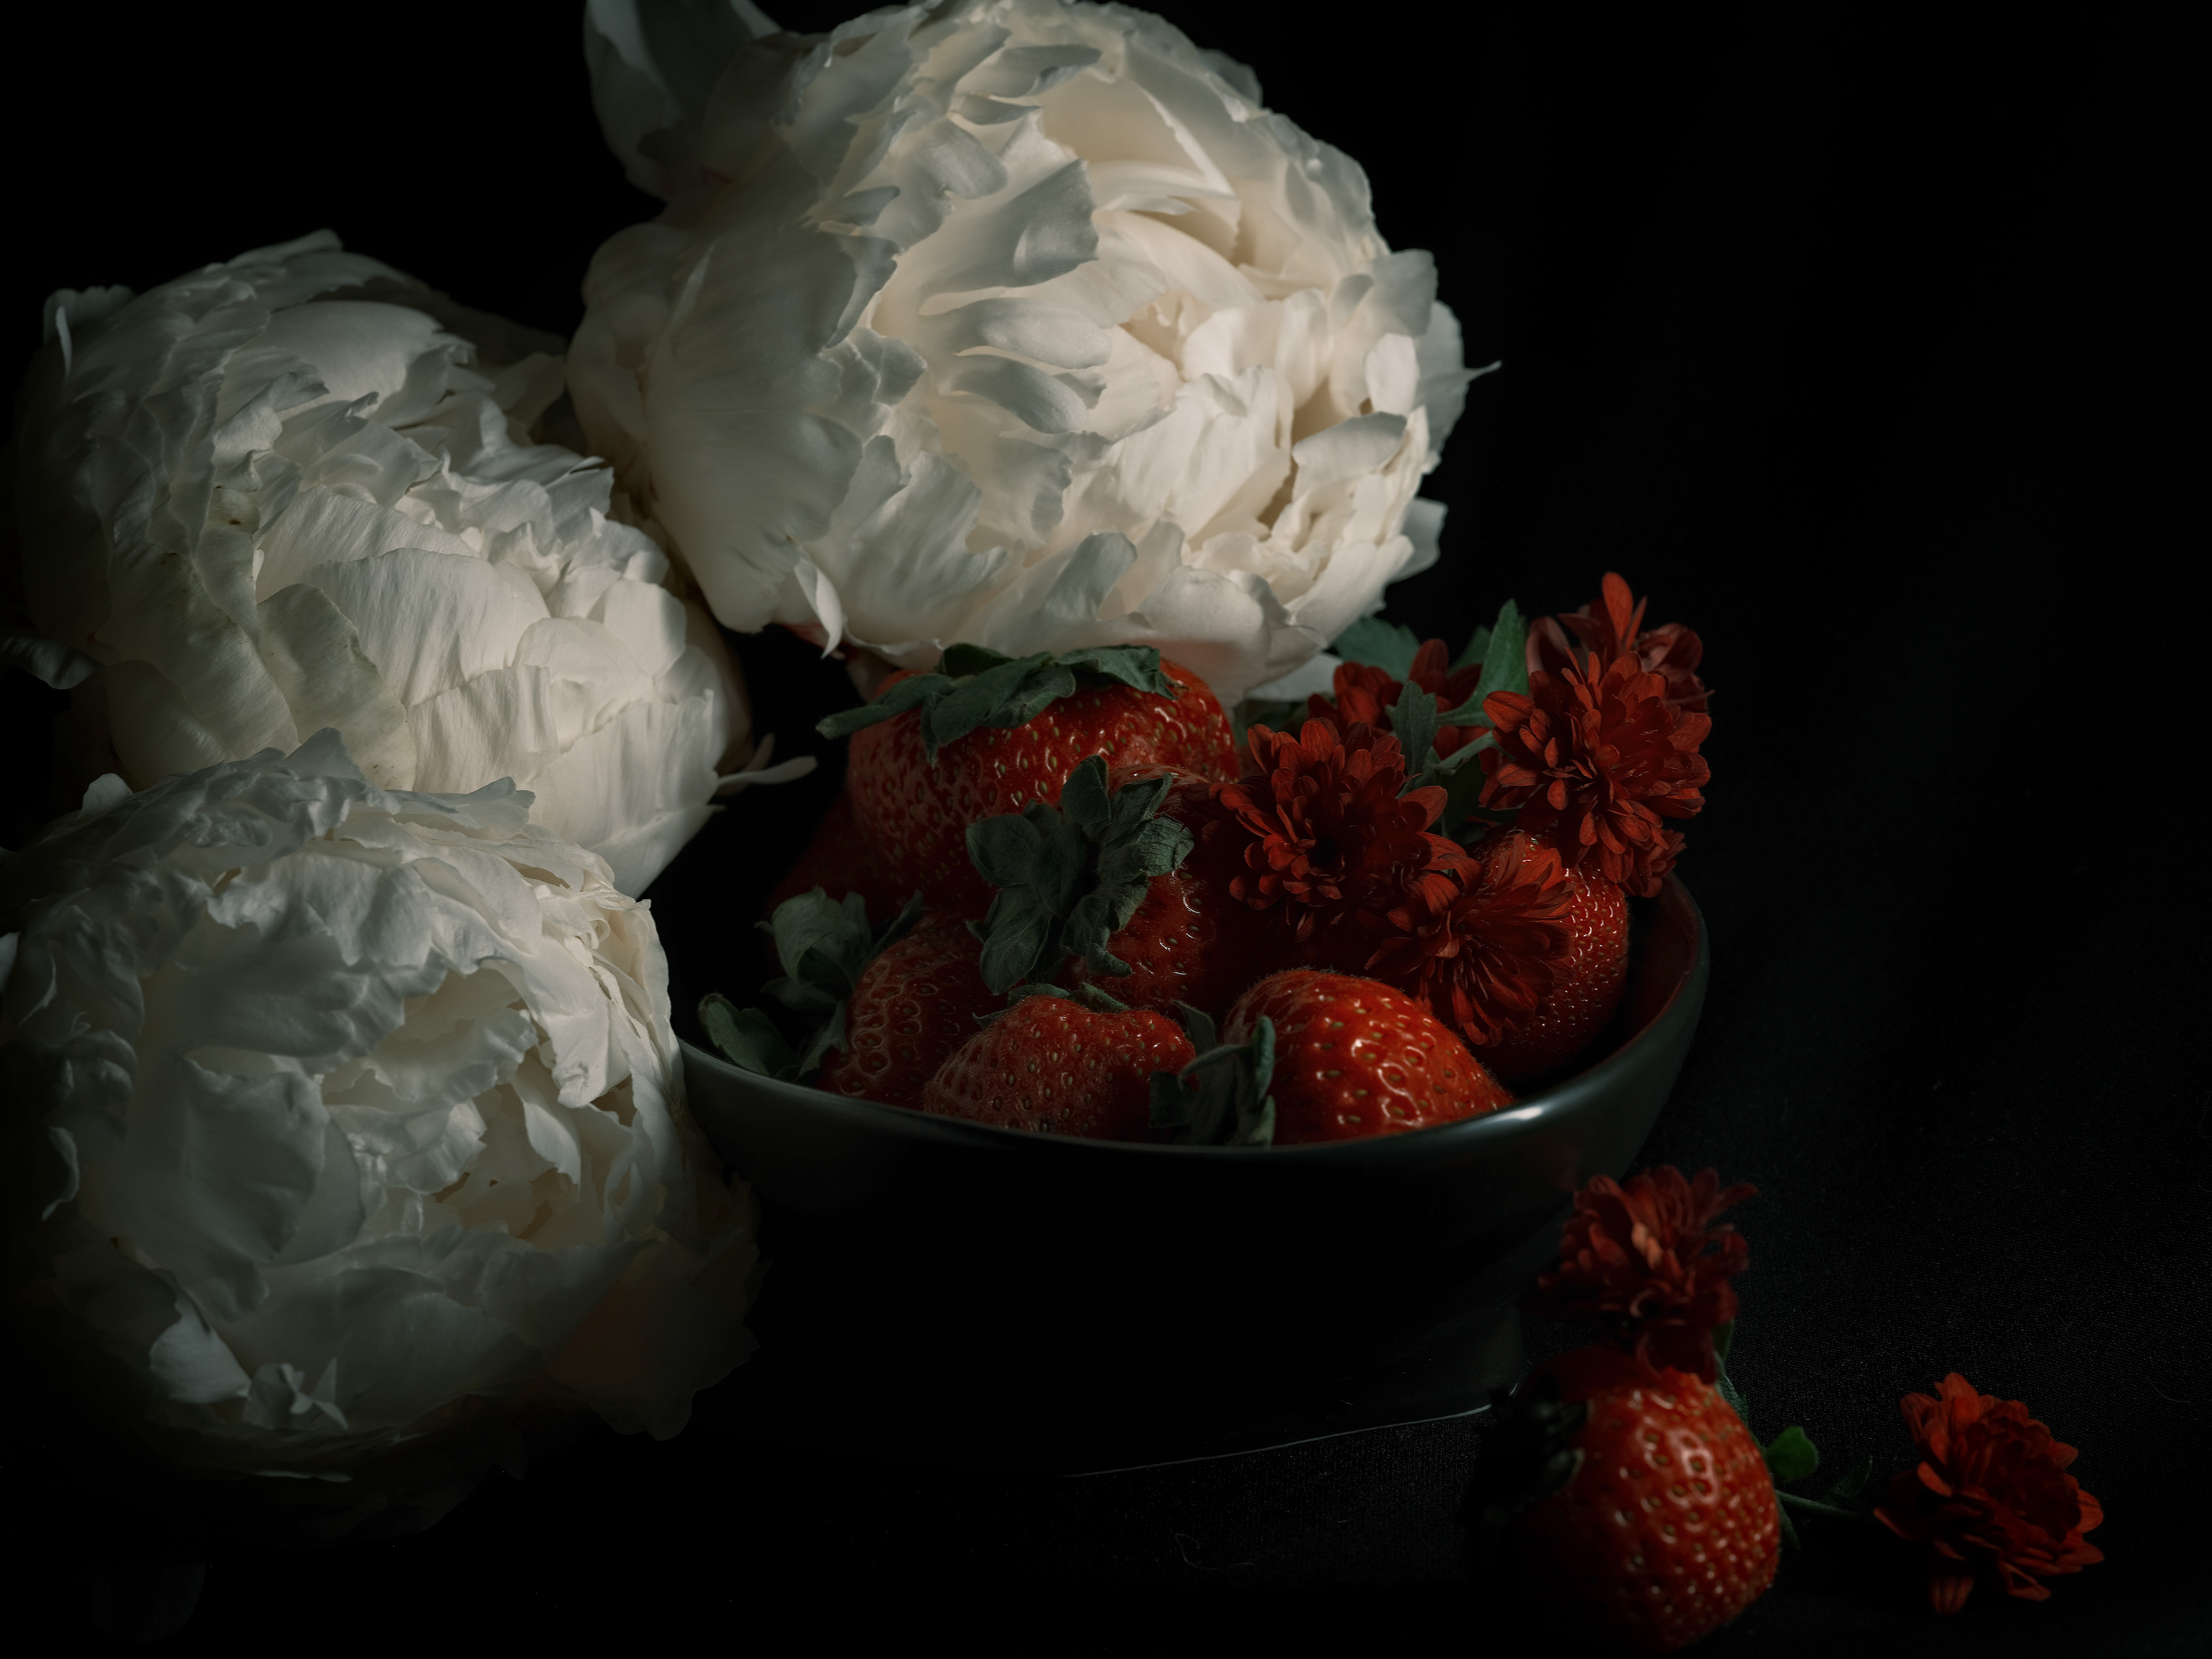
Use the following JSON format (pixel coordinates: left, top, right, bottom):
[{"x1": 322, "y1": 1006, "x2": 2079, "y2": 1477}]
[
  {"x1": 1523, "y1": 1165, "x2": 1757, "y2": 1383},
  {"x1": 1361, "y1": 828, "x2": 1573, "y2": 1047},
  {"x1": 1873, "y1": 1374, "x2": 2105, "y2": 1613},
  {"x1": 1215, "y1": 721, "x2": 1469, "y2": 947},
  {"x1": 1530, "y1": 572, "x2": 1710, "y2": 714},
  {"x1": 1479, "y1": 646, "x2": 1710, "y2": 898}
]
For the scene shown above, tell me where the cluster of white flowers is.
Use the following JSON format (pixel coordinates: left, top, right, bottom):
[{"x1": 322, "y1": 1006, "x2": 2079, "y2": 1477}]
[
  {"x1": 1, "y1": 0, "x2": 1481, "y2": 1482},
  {"x1": 573, "y1": 0, "x2": 1479, "y2": 701},
  {"x1": 11, "y1": 232, "x2": 795, "y2": 900},
  {"x1": 0, "y1": 734, "x2": 756, "y2": 1462}
]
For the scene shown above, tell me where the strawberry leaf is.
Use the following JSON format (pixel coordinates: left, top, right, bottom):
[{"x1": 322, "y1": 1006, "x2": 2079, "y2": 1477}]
[
  {"x1": 1333, "y1": 616, "x2": 1421, "y2": 677},
  {"x1": 698, "y1": 995, "x2": 797, "y2": 1078},
  {"x1": 703, "y1": 889, "x2": 921, "y2": 1081},
  {"x1": 968, "y1": 755, "x2": 1193, "y2": 993},
  {"x1": 1765, "y1": 1426, "x2": 1820, "y2": 1483},
  {"x1": 816, "y1": 643, "x2": 1176, "y2": 759},
  {"x1": 1152, "y1": 1011, "x2": 1276, "y2": 1145}
]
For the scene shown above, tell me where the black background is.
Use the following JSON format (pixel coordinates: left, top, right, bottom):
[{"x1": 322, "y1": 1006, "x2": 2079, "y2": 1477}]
[{"x1": 3, "y1": 4, "x2": 2199, "y2": 1652}]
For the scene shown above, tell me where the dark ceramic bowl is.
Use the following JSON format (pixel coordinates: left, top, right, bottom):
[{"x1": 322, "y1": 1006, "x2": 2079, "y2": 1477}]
[{"x1": 686, "y1": 878, "x2": 1708, "y2": 1473}]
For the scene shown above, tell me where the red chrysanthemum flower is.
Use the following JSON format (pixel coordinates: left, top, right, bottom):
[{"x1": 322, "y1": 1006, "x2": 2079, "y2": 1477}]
[
  {"x1": 1874, "y1": 1374, "x2": 2105, "y2": 1614},
  {"x1": 1529, "y1": 571, "x2": 1711, "y2": 715},
  {"x1": 1311, "y1": 639, "x2": 1488, "y2": 758},
  {"x1": 1215, "y1": 721, "x2": 1469, "y2": 945},
  {"x1": 1522, "y1": 1165, "x2": 1756, "y2": 1383},
  {"x1": 1362, "y1": 828, "x2": 1573, "y2": 1046},
  {"x1": 1479, "y1": 645, "x2": 1710, "y2": 898}
]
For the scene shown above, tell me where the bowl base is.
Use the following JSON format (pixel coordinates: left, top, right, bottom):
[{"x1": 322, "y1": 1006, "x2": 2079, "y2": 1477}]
[{"x1": 714, "y1": 1283, "x2": 1525, "y2": 1475}]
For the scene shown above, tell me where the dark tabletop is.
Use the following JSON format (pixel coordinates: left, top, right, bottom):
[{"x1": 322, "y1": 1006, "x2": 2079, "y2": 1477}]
[{"x1": 4, "y1": 6, "x2": 2198, "y2": 1652}]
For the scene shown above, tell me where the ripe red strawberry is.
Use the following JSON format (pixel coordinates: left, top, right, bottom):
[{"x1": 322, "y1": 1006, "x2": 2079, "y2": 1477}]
[
  {"x1": 767, "y1": 792, "x2": 915, "y2": 928},
  {"x1": 920, "y1": 990, "x2": 1196, "y2": 1139},
  {"x1": 1471, "y1": 1345, "x2": 1780, "y2": 1654},
  {"x1": 814, "y1": 915, "x2": 997, "y2": 1109},
  {"x1": 1469, "y1": 832, "x2": 1630, "y2": 1087},
  {"x1": 1222, "y1": 969, "x2": 1511, "y2": 1143},
  {"x1": 827, "y1": 645, "x2": 1235, "y2": 917}
]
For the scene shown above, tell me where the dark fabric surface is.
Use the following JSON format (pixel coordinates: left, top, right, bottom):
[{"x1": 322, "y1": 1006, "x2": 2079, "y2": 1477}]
[{"x1": 4, "y1": 5, "x2": 2198, "y2": 1651}]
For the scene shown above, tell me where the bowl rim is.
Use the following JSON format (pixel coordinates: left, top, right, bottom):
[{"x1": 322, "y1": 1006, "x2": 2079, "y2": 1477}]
[{"x1": 681, "y1": 877, "x2": 1706, "y2": 1166}]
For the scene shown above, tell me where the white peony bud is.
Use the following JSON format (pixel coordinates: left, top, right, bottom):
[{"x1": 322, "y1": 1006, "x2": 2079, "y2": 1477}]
[
  {"x1": 12, "y1": 231, "x2": 807, "y2": 899},
  {"x1": 0, "y1": 731, "x2": 757, "y2": 1470},
  {"x1": 572, "y1": 0, "x2": 1486, "y2": 702}
]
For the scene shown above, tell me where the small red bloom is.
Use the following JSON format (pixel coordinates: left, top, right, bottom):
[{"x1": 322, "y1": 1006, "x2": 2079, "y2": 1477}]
[
  {"x1": 1311, "y1": 640, "x2": 1489, "y2": 758},
  {"x1": 1479, "y1": 645, "x2": 1710, "y2": 898},
  {"x1": 1529, "y1": 572, "x2": 1711, "y2": 714},
  {"x1": 1874, "y1": 1375, "x2": 2105, "y2": 1614},
  {"x1": 1362, "y1": 828, "x2": 1573, "y2": 1047},
  {"x1": 1216, "y1": 721, "x2": 1468, "y2": 946},
  {"x1": 1523, "y1": 1165, "x2": 1757, "y2": 1383}
]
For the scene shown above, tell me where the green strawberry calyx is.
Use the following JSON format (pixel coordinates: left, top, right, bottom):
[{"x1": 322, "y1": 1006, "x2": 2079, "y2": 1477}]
[
  {"x1": 964, "y1": 754, "x2": 1193, "y2": 993},
  {"x1": 816, "y1": 643, "x2": 1177, "y2": 761},
  {"x1": 698, "y1": 888, "x2": 922, "y2": 1081},
  {"x1": 1149, "y1": 1003, "x2": 1277, "y2": 1146}
]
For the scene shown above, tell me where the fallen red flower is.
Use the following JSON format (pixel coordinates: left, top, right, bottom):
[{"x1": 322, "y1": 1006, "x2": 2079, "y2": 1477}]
[
  {"x1": 1529, "y1": 572, "x2": 1710, "y2": 715},
  {"x1": 1874, "y1": 1374, "x2": 2105, "y2": 1614},
  {"x1": 1479, "y1": 644, "x2": 1710, "y2": 898},
  {"x1": 1216, "y1": 721, "x2": 1468, "y2": 948},
  {"x1": 1523, "y1": 1165, "x2": 1756, "y2": 1383},
  {"x1": 1312, "y1": 639, "x2": 1488, "y2": 758},
  {"x1": 1363, "y1": 828, "x2": 1573, "y2": 1047}
]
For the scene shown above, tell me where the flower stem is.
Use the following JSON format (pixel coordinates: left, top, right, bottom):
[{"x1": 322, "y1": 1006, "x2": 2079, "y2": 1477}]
[{"x1": 1776, "y1": 1492, "x2": 1865, "y2": 1521}]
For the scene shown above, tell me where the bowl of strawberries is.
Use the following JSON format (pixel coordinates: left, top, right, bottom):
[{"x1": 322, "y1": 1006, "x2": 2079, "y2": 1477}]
[{"x1": 685, "y1": 576, "x2": 1712, "y2": 1470}]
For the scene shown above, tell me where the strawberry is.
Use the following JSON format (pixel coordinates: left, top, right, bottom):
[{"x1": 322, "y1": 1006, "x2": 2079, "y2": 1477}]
[
  {"x1": 966, "y1": 757, "x2": 1291, "y2": 1018},
  {"x1": 1221, "y1": 969, "x2": 1511, "y2": 1144},
  {"x1": 823, "y1": 644, "x2": 1236, "y2": 917},
  {"x1": 920, "y1": 987, "x2": 1196, "y2": 1139},
  {"x1": 1468, "y1": 1345, "x2": 1781, "y2": 1654},
  {"x1": 814, "y1": 914, "x2": 998, "y2": 1109},
  {"x1": 1467, "y1": 832, "x2": 1630, "y2": 1087},
  {"x1": 699, "y1": 889, "x2": 924, "y2": 1083},
  {"x1": 766, "y1": 791, "x2": 914, "y2": 929}
]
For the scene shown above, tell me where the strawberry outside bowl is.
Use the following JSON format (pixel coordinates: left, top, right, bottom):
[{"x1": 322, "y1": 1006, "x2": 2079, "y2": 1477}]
[{"x1": 682, "y1": 877, "x2": 1708, "y2": 1474}]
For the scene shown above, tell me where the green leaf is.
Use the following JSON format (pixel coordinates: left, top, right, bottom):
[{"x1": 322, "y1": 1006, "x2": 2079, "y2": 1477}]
[
  {"x1": 1054, "y1": 644, "x2": 1176, "y2": 696},
  {"x1": 818, "y1": 644, "x2": 1175, "y2": 755},
  {"x1": 1437, "y1": 598, "x2": 1530, "y2": 727},
  {"x1": 815, "y1": 671, "x2": 950, "y2": 739},
  {"x1": 1155, "y1": 1015, "x2": 1276, "y2": 1145},
  {"x1": 1453, "y1": 622, "x2": 1493, "y2": 672},
  {"x1": 1712, "y1": 1320, "x2": 1735, "y2": 1365},
  {"x1": 967, "y1": 755, "x2": 1192, "y2": 994},
  {"x1": 1436, "y1": 739, "x2": 1493, "y2": 834},
  {"x1": 698, "y1": 995, "x2": 796, "y2": 1078},
  {"x1": 1332, "y1": 616, "x2": 1420, "y2": 677},
  {"x1": 1824, "y1": 1453, "x2": 1875, "y2": 1505},
  {"x1": 1387, "y1": 684, "x2": 1441, "y2": 783},
  {"x1": 762, "y1": 889, "x2": 877, "y2": 1014},
  {"x1": 1764, "y1": 1426, "x2": 1820, "y2": 1484}
]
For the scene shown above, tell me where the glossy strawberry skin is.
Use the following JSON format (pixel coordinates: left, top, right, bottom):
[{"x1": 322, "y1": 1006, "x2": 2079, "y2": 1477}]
[
  {"x1": 815, "y1": 916, "x2": 997, "y2": 1110},
  {"x1": 1066, "y1": 771, "x2": 1299, "y2": 1018},
  {"x1": 1511, "y1": 1347, "x2": 1780, "y2": 1655},
  {"x1": 920, "y1": 997, "x2": 1196, "y2": 1140},
  {"x1": 768, "y1": 792, "x2": 916, "y2": 929},
  {"x1": 1224, "y1": 969, "x2": 1511, "y2": 1144},
  {"x1": 1474, "y1": 839, "x2": 1630, "y2": 1087},
  {"x1": 848, "y1": 660, "x2": 1236, "y2": 917}
]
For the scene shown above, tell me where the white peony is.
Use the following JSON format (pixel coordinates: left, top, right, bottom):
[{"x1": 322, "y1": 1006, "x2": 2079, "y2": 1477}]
[
  {"x1": 11, "y1": 231, "x2": 806, "y2": 899},
  {"x1": 0, "y1": 732, "x2": 757, "y2": 1468},
  {"x1": 572, "y1": 0, "x2": 1485, "y2": 702}
]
